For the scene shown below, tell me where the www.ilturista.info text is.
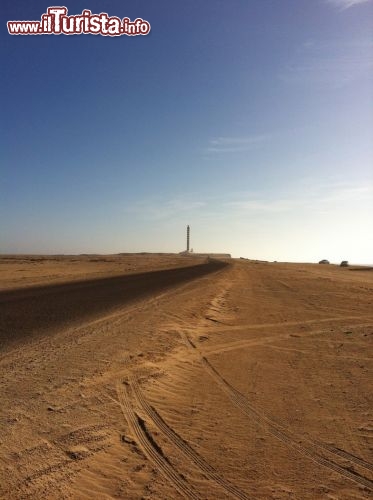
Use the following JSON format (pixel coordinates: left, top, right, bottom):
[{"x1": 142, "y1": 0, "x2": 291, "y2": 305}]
[{"x1": 7, "y1": 7, "x2": 151, "y2": 36}]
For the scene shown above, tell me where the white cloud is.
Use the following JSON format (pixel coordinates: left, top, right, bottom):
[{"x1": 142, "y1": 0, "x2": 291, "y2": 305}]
[
  {"x1": 327, "y1": 0, "x2": 372, "y2": 9},
  {"x1": 319, "y1": 185, "x2": 373, "y2": 203},
  {"x1": 125, "y1": 198, "x2": 206, "y2": 221},
  {"x1": 225, "y1": 183, "x2": 373, "y2": 214},
  {"x1": 226, "y1": 199, "x2": 299, "y2": 213},
  {"x1": 123, "y1": 182, "x2": 373, "y2": 225},
  {"x1": 280, "y1": 38, "x2": 373, "y2": 87},
  {"x1": 206, "y1": 135, "x2": 267, "y2": 153}
]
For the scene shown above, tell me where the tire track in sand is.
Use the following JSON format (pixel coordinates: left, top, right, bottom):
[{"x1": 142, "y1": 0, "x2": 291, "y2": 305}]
[
  {"x1": 195, "y1": 337, "x2": 373, "y2": 474},
  {"x1": 179, "y1": 332, "x2": 373, "y2": 491},
  {"x1": 129, "y1": 372, "x2": 251, "y2": 500},
  {"x1": 203, "y1": 334, "x2": 373, "y2": 362},
  {"x1": 116, "y1": 381, "x2": 201, "y2": 500},
  {"x1": 179, "y1": 315, "x2": 373, "y2": 335}
]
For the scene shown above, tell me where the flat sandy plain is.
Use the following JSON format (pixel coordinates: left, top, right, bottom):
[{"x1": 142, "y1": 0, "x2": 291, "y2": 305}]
[{"x1": 0, "y1": 254, "x2": 372, "y2": 499}]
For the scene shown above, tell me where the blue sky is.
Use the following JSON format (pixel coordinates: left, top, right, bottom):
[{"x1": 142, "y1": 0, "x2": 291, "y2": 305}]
[{"x1": 1, "y1": 0, "x2": 372, "y2": 263}]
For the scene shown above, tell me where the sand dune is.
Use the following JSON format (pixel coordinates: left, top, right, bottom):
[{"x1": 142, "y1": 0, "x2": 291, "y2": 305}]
[{"x1": 0, "y1": 256, "x2": 372, "y2": 499}]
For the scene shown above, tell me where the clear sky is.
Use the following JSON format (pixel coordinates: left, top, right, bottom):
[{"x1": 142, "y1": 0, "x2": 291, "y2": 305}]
[{"x1": 1, "y1": 0, "x2": 372, "y2": 263}]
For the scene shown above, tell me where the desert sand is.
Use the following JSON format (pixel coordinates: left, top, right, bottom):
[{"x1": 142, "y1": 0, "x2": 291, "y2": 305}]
[{"x1": 0, "y1": 255, "x2": 372, "y2": 499}]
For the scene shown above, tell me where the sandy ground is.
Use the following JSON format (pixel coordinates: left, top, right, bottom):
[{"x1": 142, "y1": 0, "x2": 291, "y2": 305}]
[{"x1": 0, "y1": 255, "x2": 372, "y2": 499}]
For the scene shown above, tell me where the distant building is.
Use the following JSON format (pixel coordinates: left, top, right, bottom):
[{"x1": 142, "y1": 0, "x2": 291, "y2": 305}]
[
  {"x1": 179, "y1": 225, "x2": 230, "y2": 258},
  {"x1": 190, "y1": 253, "x2": 231, "y2": 259}
]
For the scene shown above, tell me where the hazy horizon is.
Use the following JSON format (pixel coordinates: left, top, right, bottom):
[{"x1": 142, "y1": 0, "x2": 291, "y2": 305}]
[{"x1": 0, "y1": 250, "x2": 371, "y2": 267}]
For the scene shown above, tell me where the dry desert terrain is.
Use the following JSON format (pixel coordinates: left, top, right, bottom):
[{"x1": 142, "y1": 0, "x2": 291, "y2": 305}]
[{"x1": 0, "y1": 254, "x2": 372, "y2": 499}]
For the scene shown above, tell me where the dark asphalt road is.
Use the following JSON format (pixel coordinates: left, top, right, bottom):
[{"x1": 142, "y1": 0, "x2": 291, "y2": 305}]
[{"x1": 0, "y1": 260, "x2": 228, "y2": 351}]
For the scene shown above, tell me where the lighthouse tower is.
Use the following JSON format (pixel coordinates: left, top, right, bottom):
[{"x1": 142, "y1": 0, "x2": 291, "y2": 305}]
[{"x1": 186, "y1": 225, "x2": 190, "y2": 253}]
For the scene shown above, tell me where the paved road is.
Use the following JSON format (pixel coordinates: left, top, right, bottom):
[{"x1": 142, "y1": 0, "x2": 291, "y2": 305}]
[{"x1": 0, "y1": 260, "x2": 227, "y2": 350}]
